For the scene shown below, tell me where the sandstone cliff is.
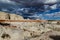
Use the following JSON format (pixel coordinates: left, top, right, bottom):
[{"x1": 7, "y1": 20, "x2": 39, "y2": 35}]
[{"x1": 0, "y1": 12, "x2": 24, "y2": 20}]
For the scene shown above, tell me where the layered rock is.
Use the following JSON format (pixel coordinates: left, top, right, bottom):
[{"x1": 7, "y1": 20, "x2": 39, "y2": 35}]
[
  {"x1": 10, "y1": 14, "x2": 24, "y2": 20},
  {"x1": 0, "y1": 21, "x2": 60, "y2": 40},
  {"x1": 0, "y1": 12, "x2": 9, "y2": 20},
  {"x1": 0, "y1": 12, "x2": 24, "y2": 20}
]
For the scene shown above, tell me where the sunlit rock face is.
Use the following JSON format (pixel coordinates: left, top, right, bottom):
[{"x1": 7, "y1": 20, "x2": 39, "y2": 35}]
[
  {"x1": 0, "y1": 12, "x2": 9, "y2": 20},
  {"x1": 0, "y1": 12, "x2": 24, "y2": 20}
]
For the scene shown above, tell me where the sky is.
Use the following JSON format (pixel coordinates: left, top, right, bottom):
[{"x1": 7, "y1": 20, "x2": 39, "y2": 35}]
[
  {"x1": 0, "y1": 0, "x2": 60, "y2": 20},
  {"x1": 0, "y1": 0, "x2": 60, "y2": 4}
]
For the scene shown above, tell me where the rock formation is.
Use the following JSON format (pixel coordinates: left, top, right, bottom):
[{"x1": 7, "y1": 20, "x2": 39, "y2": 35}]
[
  {"x1": 0, "y1": 12, "x2": 24, "y2": 20},
  {"x1": 0, "y1": 12, "x2": 60, "y2": 40},
  {"x1": 0, "y1": 21, "x2": 60, "y2": 40}
]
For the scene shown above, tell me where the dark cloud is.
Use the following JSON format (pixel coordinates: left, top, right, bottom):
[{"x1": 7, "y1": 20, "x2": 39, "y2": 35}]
[{"x1": 10, "y1": 0, "x2": 59, "y2": 7}]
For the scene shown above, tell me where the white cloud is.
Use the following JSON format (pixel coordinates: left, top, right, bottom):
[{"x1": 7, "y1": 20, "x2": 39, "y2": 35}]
[
  {"x1": 0, "y1": 0, "x2": 11, "y2": 3},
  {"x1": 45, "y1": 13, "x2": 53, "y2": 16},
  {"x1": 50, "y1": 4, "x2": 57, "y2": 9},
  {"x1": 45, "y1": 0, "x2": 57, "y2": 4},
  {"x1": 0, "y1": 0, "x2": 16, "y2": 4},
  {"x1": 35, "y1": 0, "x2": 58, "y2": 4},
  {"x1": 0, "y1": 0, "x2": 11, "y2": 2}
]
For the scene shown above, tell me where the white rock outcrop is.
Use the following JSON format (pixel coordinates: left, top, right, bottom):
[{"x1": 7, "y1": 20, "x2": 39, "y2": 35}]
[
  {"x1": 0, "y1": 12, "x2": 24, "y2": 20},
  {"x1": 0, "y1": 12, "x2": 9, "y2": 20}
]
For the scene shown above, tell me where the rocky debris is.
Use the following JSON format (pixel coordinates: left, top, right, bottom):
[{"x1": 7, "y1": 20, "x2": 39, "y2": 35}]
[
  {"x1": 39, "y1": 31, "x2": 60, "y2": 40},
  {"x1": 0, "y1": 12, "x2": 24, "y2": 20},
  {"x1": 0, "y1": 26, "x2": 24, "y2": 40},
  {"x1": 28, "y1": 31, "x2": 60, "y2": 40},
  {"x1": 0, "y1": 22, "x2": 52, "y2": 40},
  {"x1": 1, "y1": 21, "x2": 60, "y2": 40}
]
